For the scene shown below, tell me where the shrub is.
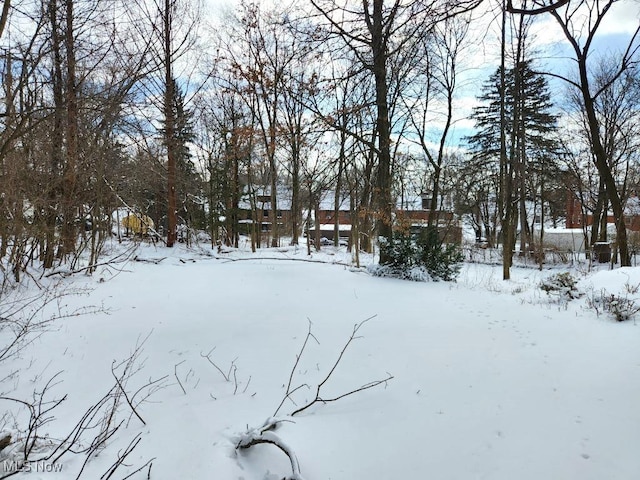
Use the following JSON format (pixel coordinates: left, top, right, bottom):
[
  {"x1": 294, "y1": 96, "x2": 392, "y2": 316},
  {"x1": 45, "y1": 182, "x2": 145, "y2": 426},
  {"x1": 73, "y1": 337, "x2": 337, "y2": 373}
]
[
  {"x1": 372, "y1": 227, "x2": 463, "y2": 282},
  {"x1": 586, "y1": 289, "x2": 640, "y2": 322},
  {"x1": 416, "y1": 227, "x2": 463, "y2": 282},
  {"x1": 539, "y1": 272, "x2": 580, "y2": 300}
]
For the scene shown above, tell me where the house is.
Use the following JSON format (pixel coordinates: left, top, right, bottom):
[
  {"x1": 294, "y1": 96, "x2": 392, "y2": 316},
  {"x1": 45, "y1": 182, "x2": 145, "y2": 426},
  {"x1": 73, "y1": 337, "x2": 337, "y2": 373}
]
[
  {"x1": 396, "y1": 193, "x2": 462, "y2": 244},
  {"x1": 309, "y1": 190, "x2": 352, "y2": 241},
  {"x1": 307, "y1": 190, "x2": 463, "y2": 245},
  {"x1": 566, "y1": 191, "x2": 640, "y2": 233},
  {"x1": 237, "y1": 187, "x2": 292, "y2": 235}
]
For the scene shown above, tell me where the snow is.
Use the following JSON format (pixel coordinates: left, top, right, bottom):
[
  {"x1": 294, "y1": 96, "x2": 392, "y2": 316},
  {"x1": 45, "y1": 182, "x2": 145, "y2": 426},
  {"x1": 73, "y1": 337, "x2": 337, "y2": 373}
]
[
  {"x1": 315, "y1": 223, "x2": 352, "y2": 231},
  {"x1": 2, "y1": 241, "x2": 640, "y2": 479}
]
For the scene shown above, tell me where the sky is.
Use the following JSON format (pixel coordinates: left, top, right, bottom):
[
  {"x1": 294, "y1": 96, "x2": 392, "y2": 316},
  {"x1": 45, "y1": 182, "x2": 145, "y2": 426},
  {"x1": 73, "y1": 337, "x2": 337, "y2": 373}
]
[{"x1": 200, "y1": 0, "x2": 638, "y2": 148}]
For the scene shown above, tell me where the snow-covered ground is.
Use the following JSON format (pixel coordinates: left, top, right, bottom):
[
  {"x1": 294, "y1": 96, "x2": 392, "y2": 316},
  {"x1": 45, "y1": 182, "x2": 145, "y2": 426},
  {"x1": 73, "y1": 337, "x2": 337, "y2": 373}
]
[{"x1": 1, "y1": 240, "x2": 640, "y2": 479}]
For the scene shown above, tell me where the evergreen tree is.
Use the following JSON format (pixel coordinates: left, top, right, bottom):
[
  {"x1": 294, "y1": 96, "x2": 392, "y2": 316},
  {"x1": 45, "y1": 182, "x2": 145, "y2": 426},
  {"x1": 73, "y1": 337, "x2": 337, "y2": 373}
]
[
  {"x1": 162, "y1": 79, "x2": 204, "y2": 236},
  {"x1": 467, "y1": 60, "x2": 558, "y2": 167},
  {"x1": 465, "y1": 60, "x2": 559, "y2": 254}
]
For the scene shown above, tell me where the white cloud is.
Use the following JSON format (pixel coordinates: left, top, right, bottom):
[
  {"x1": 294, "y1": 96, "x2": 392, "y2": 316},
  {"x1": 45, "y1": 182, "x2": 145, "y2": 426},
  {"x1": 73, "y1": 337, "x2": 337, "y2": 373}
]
[{"x1": 600, "y1": 1, "x2": 640, "y2": 36}]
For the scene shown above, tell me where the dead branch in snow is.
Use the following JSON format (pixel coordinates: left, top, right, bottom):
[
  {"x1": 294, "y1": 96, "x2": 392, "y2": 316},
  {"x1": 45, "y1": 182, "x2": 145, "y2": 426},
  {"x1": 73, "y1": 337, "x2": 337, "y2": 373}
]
[
  {"x1": 0, "y1": 289, "x2": 98, "y2": 366},
  {"x1": 0, "y1": 339, "x2": 157, "y2": 479},
  {"x1": 44, "y1": 244, "x2": 138, "y2": 278},
  {"x1": 110, "y1": 332, "x2": 168, "y2": 427},
  {"x1": 215, "y1": 255, "x2": 353, "y2": 268},
  {"x1": 111, "y1": 362, "x2": 145, "y2": 426},
  {"x1": 292, "y1": 375, "x2": 393, "y2": 416},
  {"x1": 0, "y1": 372, "x2": 66, "y2": 467},
  {"x1": 273, "y1": 320, "x2": 318, "y2": 417},
  {"x1": 237, "y1": 316, "x2": 392, "y2": 479},
  {"x1": 98, "y1": 433, "x2": 153, "y2": 480},
  {"x1": 200, "y1": 348, "x2": 233, "y2": 381},
  {"x1": 236, "y1": 418, "x2": 304, "y2": 480},
  {"x1": 290, "y1": 316, "x2": 393, "y2": 416},
  {"x1": 201, "y1": 348, "x2": 248, "y2": 395},
  {"x1": 174, "y1": 361, "x2": 187, "y2": 395},
  {"x1": 274, "y1": 315, "x2": 393, "y2": 417},
  {"x1": 133, "y1": 256, "x2": 167, "y2": 265}
]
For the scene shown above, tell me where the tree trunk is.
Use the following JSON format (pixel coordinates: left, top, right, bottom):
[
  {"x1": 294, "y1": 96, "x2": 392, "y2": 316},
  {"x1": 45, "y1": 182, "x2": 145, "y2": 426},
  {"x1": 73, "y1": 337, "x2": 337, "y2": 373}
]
[
  {"x1": 590, "y1": 176, "x2": 605, "y2": 246},
  {"x1": 231, "y1": 147, "x2": 240, "y2": 248},
  {"x1": 44, "y1": 0, "x2": 65, "y2": 268},
  {"x1": 499, "y1": 2, "x2": 512, "y2": 280},
  {"x1": 371, "y1": 0, "x2": 393, "y2": 263},
  {"x1": 291, "y1": 153, "x2": 300, "y2": 245},
  {"x1": 62, "y1": 0, "x2": 78, "y2": 257},
  {"x1": 578, "y1": 57, "x2": 630, "y2": 265},
  {"x1": 334, "y1": 131, "x2": 345, "y2": 247},
  {"x1": 164, "y1": 0, "x2": 177, "y2": 247}
]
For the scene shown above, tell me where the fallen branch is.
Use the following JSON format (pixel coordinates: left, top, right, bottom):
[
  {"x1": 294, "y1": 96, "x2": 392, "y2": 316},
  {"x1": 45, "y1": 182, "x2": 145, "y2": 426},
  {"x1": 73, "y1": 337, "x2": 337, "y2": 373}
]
[
  {"x1": 99, "y1": 433, "x2": 144, "y2": 480},
  {"x1": 286, "y1": 315, "x2": 393, "y2": 417},
  {"x1": 216, "y1": 256, "x2": 353, "y2": 268},
  {"x1": 291, "y1": 375, "x2": 393, "y2": 416},
  {"x1": 0, "y1": 332, "x2": 156, "y2": 480},
  {"x1": 236, "y1": 418, "x2": 304, "y2": 480},
  {"x1": 133, "y1": 256, "x2": 167, "y2": 265},
  {"x1": 44, "y1": 245, "x2": 137, "y2": 278},
  {"x1": 200, "y1": 348, "x2": 231, "y2": 381},
  {"x1": 201, "y1": 349, "x2": 246, "y2": 395},
  {"x1": 237, "y1": 316, "x2": 392, "y2": 478}
]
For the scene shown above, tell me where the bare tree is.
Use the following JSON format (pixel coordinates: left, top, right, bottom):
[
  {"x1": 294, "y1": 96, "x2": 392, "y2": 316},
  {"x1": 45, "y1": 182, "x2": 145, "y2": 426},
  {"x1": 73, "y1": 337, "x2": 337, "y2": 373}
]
[
  {"x1": 512, "y1": 0, "x2": 640, "y2": 266},
  {"x1": 404, "y1": 14, "x2": 470, "y2": 226},
  {"x1": 309, "y1": 0, "x2": 482, "y2": 264},
  {"x1": 220, "y1": 2, "x2": 301, "y2": 248}
]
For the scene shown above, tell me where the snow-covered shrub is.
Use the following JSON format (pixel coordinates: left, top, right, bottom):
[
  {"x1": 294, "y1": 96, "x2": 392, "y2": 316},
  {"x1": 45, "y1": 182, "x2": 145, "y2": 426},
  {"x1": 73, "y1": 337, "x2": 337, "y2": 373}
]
[
  {"x1": 586, "y1": 289, "x2": 640, "y2": 322},
  {"x1": 416, "y1": 227, "x2": 463, "y2": 282},
  {"x1": 372, "y1": 228, "x2": 463, "y2": 282},
  {"x1": 624, "y1": 281, "x2": 640, "y2": 295},
  {"x1": 539, "y1": 272, "x2": 580, "y2": 299},
  {"x1": 367, "y1": 263, "x2": 430, "y2": 282}
]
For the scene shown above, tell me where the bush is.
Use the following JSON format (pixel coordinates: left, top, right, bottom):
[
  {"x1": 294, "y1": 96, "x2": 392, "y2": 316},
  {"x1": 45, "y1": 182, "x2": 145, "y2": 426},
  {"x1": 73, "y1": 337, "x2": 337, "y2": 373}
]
[
  {"x1": 539, "y1": 272, "x2": 580, "y2": 300},
  {"x1": 586, "y1": 289, "x2": 640, "y2": 322},
  {"x1": 416, "y1": 227, "x2": 464, "y2": 282},
  {"x1": 372, "y1": 227, "x2": 463, "y2": 282}
]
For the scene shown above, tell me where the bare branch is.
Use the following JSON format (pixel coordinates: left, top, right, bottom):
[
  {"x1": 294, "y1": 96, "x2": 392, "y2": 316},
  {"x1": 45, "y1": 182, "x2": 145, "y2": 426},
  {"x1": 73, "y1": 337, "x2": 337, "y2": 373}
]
[
  {"x1": 174, "y1": 361, "x2": 187, "y2": 395},
  {"x1": 111, "y1": 361, "x2": 146, "y2": 426},
  {"x1": 506, "y1": 0, "x2": 571, "y2": 15},
  {"x1": 200, "y1": 348, "x2": 230, "y2": 381},
  {"x1": 273, "y1": 319, "x2": 319, "y2": 417},
  {"x1": 290, "y1": 315, "x2": 393, "y2": 416}
]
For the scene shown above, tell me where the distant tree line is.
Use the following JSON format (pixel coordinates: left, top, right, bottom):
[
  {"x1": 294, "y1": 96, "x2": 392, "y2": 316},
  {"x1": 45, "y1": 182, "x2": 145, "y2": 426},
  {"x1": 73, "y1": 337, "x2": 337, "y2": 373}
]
[{"x1": 0, "y1": 0, "x2": 638, "y2": 282}]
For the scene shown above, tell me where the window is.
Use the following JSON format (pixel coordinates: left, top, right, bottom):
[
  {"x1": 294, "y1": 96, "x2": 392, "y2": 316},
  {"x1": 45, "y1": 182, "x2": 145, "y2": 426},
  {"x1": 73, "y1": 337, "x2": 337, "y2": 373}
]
[{"x1": 263, "y1": 209, "x2": 269, "y2": 218}]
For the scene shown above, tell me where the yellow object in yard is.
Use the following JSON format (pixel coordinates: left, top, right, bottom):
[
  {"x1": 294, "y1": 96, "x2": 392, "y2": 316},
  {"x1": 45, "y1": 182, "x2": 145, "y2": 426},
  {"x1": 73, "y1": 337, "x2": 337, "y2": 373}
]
[{"x1": 121, "y1": 214, "x2": 155, "y2": 235}]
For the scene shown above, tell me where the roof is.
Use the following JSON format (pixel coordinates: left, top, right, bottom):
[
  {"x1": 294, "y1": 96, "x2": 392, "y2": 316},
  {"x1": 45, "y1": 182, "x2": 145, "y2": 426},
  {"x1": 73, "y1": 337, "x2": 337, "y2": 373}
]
[
  {"x1": 318, "y1": 190, "x2": 351, "y2": 211},
  {"x1": 239, "y1": 186, "x2": 293, "y2": 210}
]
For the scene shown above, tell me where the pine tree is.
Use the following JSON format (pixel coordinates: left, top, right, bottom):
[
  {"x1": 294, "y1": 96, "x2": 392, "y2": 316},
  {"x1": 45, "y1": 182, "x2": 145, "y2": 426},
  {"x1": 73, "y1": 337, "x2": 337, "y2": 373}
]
[
  {"x1": 466, "y1": 60, "x2": 559, "y2": 255},
  {"x1": 467, "y1": 60, "x2": 557, "y2": 166},
  {"x1": 162, "y1": 79, "x2": 203, "y2": 237}
]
